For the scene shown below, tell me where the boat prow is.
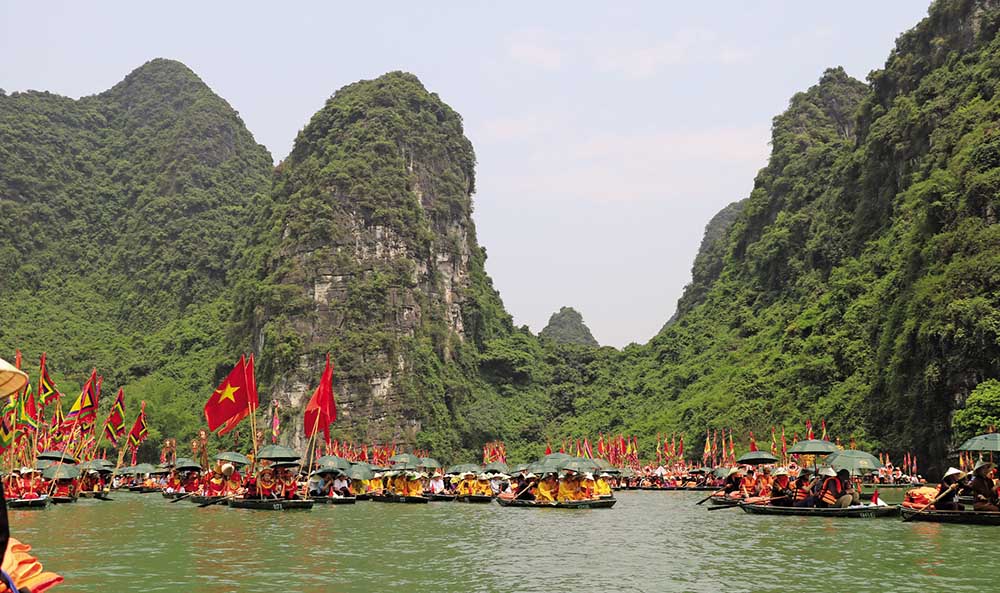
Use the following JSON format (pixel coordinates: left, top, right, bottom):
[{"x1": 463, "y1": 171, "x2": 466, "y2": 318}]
[
  {"x1": 8, "y1": 497, "x2": 49, "y2": 509},
  {"x1": 900, "y1": 506, "x2": 1000, "y2": 525},
  {"x1": 496, "y1": 498, "x2": 617, "y2": 509}
]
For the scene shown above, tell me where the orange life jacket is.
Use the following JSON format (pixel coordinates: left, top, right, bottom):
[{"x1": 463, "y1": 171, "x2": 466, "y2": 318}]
[{"x1": 819, "y1": 477, "x2": 842, "y2": 505}]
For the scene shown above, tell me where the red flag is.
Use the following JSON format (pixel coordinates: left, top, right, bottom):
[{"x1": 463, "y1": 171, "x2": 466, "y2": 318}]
[
  {"x1": 67, "y1": 368, "x2": 99, "y2": 425},
  {"x1": 545, "y1": 440, "x2": 552, "y2": 455},
  {"x1": 37, "y1": 353, "x2": 62, "y2": 406},
  {"x1": 677, "y1": 434, "x2": 684, "y2": 460},
  {"x1": 204, "y1": 355, "x2": 257, "y2": 434},
  {"x1": 821, "y1": 419, "x2": 828, "y2": 441},
  {"x1": 806, "y1": 420, "x2": 814, "y2": 440},
  {"x1": 770, "y1": 427, "x2": 778, "y2": 456},
  {"x1": 748, "y1": 431, "x2": 758, "y2": 452},
  {"x1": 127, "y1": 401, "x2": 148, "y2": 448},
  {"x1": 871, "y1": 488, "x2": 880, "y2": 504},
  {"x1": 103, "y1": 388, "x2": 127, "y2": 446},
  {"x1": 304, "y1": 354, "x2": 336, "y2": 446}
]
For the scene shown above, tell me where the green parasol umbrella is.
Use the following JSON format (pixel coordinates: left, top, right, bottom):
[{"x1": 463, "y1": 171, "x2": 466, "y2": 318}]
[
  {"x1": 825, "y1": 450, "x2": 883, "y2": 475},
  {"x1": 559, "y1": 458, "x2": 600, "y2": 473},
  {"x1": 256, "y1": 445, "x2": 301, "y2": 462},
  {"x1": 543, "y1": 452, "x2": 572, "y2": 461},
  {"x1": 347, "y1": 465, "x2": 374, "y2": 481},
  {"x1": 592, "y1": 458, "x2": 614, "y2": 470},
  {"x1": 43, "y1": 463, "x2": 81, "y2": 480},
  {"x1": 618, "y1": 467, "x2": 637, "y2": 478},
  {"x1": 713, "y1": 467, "x2": 732, "y2": 478},
  {"x1": 389, "y1": 453, "x2": 420, "y2": 465},
  {"x1": 316, "y1": 455, "x2": 352, "y2": 470},
  {"x1": 445, "y1": 463, "x2": 482, "y2": 475},
  {"x1": 736, "y1": 451, "x2": 778, "y2": 465},
  {"x1": 214, "y1": 452, "x2": 251, "y2": 465},
  {"x1": 129, "y1": 463, "x2": 157, "y2": 475},
  {"x1": 959, "y1": 433, "x2": 1000, "y2": 452},
  {"x1": 78, "y1": 460, "x2": 114, "y2": 472},
  {"x1": 419, "y1": 457, "x2": 441, "y2": 469},
  {"x1": 787, "y1": 439, "x2": 839, "y2": 455},
  {"x1": 315, "y1": 466, "x2": 345, "y2": 476},
  {"x1": 393, "y1": 462, "x2": 420, "y2": 471},
  {"x1": 483, "y1": 461, "x2": 510, "y2": 474},
  {"x1": 173, "y1": 461, "x2": 202, "y2": 472},
  {"x1": 37, "y1": 451, "x2": 79, "y2": 464}
]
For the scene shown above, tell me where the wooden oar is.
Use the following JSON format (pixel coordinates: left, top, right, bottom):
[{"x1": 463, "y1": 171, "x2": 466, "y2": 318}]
[
  {"x1": 169, "y1": 492, "x2": 197, "y2": 503},
  {"x1": 903, "y1": 483, "x2": 957, "y2": 522},
  {"x1": 695, "y1": 490, "x2": 723, "y2": 505},
  {"x1": 197, "y1": 494, "x2": 236, "y2": 508}
]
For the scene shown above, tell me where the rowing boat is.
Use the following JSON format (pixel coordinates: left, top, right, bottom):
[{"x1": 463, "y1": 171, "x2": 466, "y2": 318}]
[
  {"x1": 161, "y1": 492, "x2": 186, "y2": 500},
  {"x1": 709, "y1": 495, "x2": 739, "y2": 507},
  {"x1": 740, "y1": 503, "x2": 899, "y2": 518},
  {"x1": 128, "y1": 486, "x2": 160, "y2": 494},
  {"x1": 900, "y1": 506, "x2": 1000, "y2": 525},
  {"x1": 496, "y1": 498, "x2": 617, "y2": 509},
  {"x1": 229, "y1": 498, "x2": 313, "y2": 510},
  {"x1": 428, "y1": 493, "x2": 456, "y2": 501},
  {"x1": 50, "y1": 496, "x2": 77, "y2": 504},
  {"x1": 311, "y1": 496, "x2": 357, "y2": 505},
  {"x1": 8, "y1": 497, "x2": 49, "y2": 509},
  {"x1": 188, "y1": 495, "x2": 229, "y2": 506},
  {"x1": 685, "y1": 486, "x2": 716, "y2": 491},
  {"x1": 369, "y1": 493, "x2": 429, "y2": 504},
  {"x1": 455, "y1": 494, "x2": 494, "y2": 503}
]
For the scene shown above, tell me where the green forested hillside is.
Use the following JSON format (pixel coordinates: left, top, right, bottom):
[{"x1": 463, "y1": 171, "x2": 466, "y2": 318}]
[
  {"x1": 0, "y1": 59, "x2": 273, "y2": 452},
  {"x1": 553, "y1": 1, "x2": 1000, "y2": 475},
  {"x1": 540, "y1": 307, "x2": 599, "y2": 347}
]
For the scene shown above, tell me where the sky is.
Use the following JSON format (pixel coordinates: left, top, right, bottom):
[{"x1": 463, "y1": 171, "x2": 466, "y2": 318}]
[{"x1": 1, "y1": 1, "x2": 932, "y2": 347}]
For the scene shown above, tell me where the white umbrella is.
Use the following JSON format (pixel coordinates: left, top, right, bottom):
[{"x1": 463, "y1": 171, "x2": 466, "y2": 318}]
[{"x1": 0, "y1": 358, "x2": 28, "y2": 398}]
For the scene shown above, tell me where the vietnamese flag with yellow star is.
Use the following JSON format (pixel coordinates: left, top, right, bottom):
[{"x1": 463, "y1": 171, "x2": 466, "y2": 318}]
[{"x1": 204, "y1": 355, "x2": 257, "y2": 434}]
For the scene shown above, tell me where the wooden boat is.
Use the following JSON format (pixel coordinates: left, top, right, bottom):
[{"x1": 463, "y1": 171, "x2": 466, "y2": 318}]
[
  {"x1": 428, "y1": 493, "x2": 456, "y2": 502},
  {"x1": 496, "y1": 497, "x2": 617, "y2": 509},
  {"x1": 128, "y1": 486, "x2": 160, "y2": 494},
  {"x1": 709, "y1": 494, "x2": 740, "y2": 507},
  {"x1": 188, "y1": 495, "x2": 229, "y2": 506},
  {"x1": 80, "y1": 491, "x2": 113, "y2": 501},
  {"x1": 8, "y1": 497, "x2": 49, "y2": 509},
  {"x1": 900, "y1": 506, "x2": 1000, "y2": 525},
  {"x1": 369, "y1": 493, "x2": 429, "y2": 504},
  {"x1": 355, "y1": 494, "x2": 371, "y2": 501},
  {"x1": 311, "y1": 496, "x2": 357, "y2": 505},
  {"x1": 639, "y1": 486, "x2": 683, "y2": 491},
  {"x1": 161, "y1": 491, "x2": 186, "y2": 500},
  {"x1": 229, "y1": 498, "x2": 313, "y2": 511},
  {"x1": 740, "y1": 503, "x2": 899, "y2": 518},
  {"x1": 685, "y1": 486, "x2": 716, "y2": 491},
  {"x1": 50, "y1": 496, "x2": 77, "y2": 504},
  {"x1": 455, "y1": 494, "x2": 494, "y2": 503}
]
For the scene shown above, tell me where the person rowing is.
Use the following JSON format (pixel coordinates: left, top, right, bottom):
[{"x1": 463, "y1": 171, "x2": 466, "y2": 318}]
[
  {"x1": 817, "y1": 468, "x2": 859, "y2": 508},
  {"x1": 535, "y1": 472, "x2": 558, "y2": 503},
  {"x1": 934, "y1": 467, "x2": 967, "y2": 511},
  {"x1": 722, "y1": 467, "x2": 743, "y2": 499},
  {"x1": 970, "y1": 461, "x2": 998, "y2": 512},
  {"x1": 790, "y1": 468, "x2": 814, "y2": 507}
]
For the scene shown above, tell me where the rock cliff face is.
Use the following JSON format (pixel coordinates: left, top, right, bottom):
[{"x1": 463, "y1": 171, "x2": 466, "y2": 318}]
[{"x1": 247, "y1": 72, "x2": 507, "y2": 449}]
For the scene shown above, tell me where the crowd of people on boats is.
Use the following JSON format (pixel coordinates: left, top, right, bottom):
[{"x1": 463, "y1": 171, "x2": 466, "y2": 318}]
[{"x1": 715, "y1": 465, "x2": 877, "y2": 508}]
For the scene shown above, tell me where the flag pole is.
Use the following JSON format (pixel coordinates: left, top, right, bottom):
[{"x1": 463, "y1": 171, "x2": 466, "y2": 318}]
[
  {"x1": 47, "y1": 420, "x2": 82, "y2": 496},
  {"x1": 302, "y1": 411, "x2": 321, "y2": 500}
]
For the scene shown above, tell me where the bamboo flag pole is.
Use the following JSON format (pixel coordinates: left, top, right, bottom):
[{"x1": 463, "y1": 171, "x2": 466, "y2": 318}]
[
  {"x1": 47, "y1": 421, "x2": 83, "y2": 496},
  {"x1": 302, "y1": 412, "x2": 321, "y2": 500}
]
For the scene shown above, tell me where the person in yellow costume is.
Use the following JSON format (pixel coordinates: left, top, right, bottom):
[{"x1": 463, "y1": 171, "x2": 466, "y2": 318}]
[
  {"x1": 475, "y1": 474, "x2": 493, "y2": 496},
  {"x1": 580, "y1": 473, "x2": 597, "y2": 499},
  {"x1": 594, "y1": 473, "x2": 613, "y2": 497},
  {"x1": 535, "y1": 473, "x2": 558, "y2": 503},
  {"x1": 405, "y1": 472, "x2": 424, "y2": 496},
  {"x1": 557, "y1": 472, "x2": 582, "y2": 502},
  {"x1": 456, "y1": 472, "x2": 477, "y2": 495},
  {"x1": 391, "y1": 472, "x2": 408, "y2": 495}
]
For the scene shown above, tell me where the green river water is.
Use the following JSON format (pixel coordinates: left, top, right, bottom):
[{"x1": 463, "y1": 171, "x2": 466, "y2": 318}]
[{"x1": 11, "y1": 489, "x2": 998, "y2": 593}]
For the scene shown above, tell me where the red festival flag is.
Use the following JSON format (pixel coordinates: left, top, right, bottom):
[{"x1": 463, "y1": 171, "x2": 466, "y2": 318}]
[
  {"x1": 127, "y1": 401, "x2": 148, "y2": 448},
  {"x1": 748, "y1": 431, "x2": 758, "y2": 452},
  {"x1": 103, "y1": 388, "x2": 127, "y2": 446},
  {"x1": 204, "y1": 355, "x2": 257, "y2": 434},
  {"x1": 66, "y1": 368, "x2": 99, "y2": 425},
  {"x1": 304, "y1": 354, "x2": 336, "y2": 445},
  {"x1": 37, "y1": 353, "x2": 62, "y2": 407}
]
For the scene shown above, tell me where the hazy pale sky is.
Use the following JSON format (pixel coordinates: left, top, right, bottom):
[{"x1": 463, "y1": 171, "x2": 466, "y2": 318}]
[{"x1": 1, "y1": 1, "x2": 931, "y2": 346}]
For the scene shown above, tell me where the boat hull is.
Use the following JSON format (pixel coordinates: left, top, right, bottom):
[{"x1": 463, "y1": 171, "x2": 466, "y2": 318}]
[
  {"x1": 311, "y1": 496, "x2": 357, "y2": 505},
  {"x1": 900, "y1": 506, "x2": 1000, "y2": 525},
  {"x1": 496, "y1": 498, "x2": 617, "y2": 509},
  {"x1": 455, "y1": 495, "x2": 494, "y2": 503},
  {"x1": 50, "y1": 496, "x2": 77, "y2": 504},
  {"x1": 188, "y1": 495, "x2": 229, "y2": 506},
  {"x1": 369, "y1": 494, "x2": 429, "y2": 504},
  {"x1": 428, "y1": 493, "x2": 456, "y2": 502},
  {"x1": 8, "y1": 497, "x2": 49, "y2": 509},
  {"x1": 740, "y1": 503, "x2": 899, "y2": 518},
  {"x1": 229, "y1": 498, "x2": 313, "y2": 510}
]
